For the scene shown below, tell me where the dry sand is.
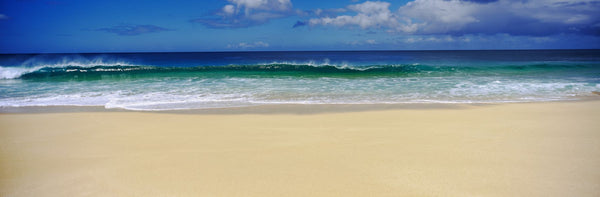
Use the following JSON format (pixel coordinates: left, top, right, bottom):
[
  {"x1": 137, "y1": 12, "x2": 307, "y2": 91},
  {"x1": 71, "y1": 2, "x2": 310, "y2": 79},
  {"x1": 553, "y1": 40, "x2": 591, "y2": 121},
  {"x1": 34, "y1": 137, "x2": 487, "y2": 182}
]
[{"x1": 1, "y1": 101, "x2": 599, "y2": 196}]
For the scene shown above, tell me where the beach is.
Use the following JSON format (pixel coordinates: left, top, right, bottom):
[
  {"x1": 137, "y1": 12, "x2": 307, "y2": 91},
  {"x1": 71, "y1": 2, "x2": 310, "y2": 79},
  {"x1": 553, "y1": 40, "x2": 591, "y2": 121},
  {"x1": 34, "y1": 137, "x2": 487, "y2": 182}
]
[
  {"x1": 1, "y1": 100, "x2": 599, "y2": 196},
  {"x1": 2, "y1": 0, "x2": 600, "y2": 195}
]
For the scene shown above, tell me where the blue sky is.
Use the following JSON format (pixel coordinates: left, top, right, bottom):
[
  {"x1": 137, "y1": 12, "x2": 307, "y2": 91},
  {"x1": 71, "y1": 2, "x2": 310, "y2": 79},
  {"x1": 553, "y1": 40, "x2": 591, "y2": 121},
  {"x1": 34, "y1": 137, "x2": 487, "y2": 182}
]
[{"x1": 1, "y1": 0, "x2": 599, "y2": 53}]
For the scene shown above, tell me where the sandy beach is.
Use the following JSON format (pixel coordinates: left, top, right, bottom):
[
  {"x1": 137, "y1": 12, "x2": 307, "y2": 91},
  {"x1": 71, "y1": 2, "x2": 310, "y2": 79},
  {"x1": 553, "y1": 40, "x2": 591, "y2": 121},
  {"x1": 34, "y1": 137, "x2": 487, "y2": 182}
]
[{"x1": 1, "y1": 101, "x2": 599, "y2": 196}]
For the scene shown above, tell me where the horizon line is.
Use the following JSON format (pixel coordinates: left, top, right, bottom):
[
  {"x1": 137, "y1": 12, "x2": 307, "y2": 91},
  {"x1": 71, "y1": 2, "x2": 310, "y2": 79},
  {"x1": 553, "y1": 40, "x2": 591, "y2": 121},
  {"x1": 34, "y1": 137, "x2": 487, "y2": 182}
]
[{"x1": 2, "y1": 48, "x2": 600, "y2": 55}]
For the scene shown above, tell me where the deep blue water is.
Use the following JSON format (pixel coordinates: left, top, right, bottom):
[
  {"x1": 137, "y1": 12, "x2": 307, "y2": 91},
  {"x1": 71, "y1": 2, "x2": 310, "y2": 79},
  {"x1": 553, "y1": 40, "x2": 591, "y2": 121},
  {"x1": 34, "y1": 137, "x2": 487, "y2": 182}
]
[{"x1": 1, "y1": 50, "x2": 599, "y2": 111}]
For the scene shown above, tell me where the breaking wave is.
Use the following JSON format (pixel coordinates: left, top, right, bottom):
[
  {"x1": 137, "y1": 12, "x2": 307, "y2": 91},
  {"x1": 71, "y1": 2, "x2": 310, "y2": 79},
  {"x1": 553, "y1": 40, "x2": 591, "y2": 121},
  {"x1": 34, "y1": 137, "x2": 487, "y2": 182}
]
[{"x1": 2, "y1": 63, "x2": 596, "y2": 80}]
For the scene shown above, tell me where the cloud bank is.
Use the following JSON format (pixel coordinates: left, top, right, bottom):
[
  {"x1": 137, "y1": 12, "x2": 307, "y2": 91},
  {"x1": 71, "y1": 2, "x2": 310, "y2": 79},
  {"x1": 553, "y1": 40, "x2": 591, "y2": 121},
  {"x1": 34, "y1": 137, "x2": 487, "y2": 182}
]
[{"x1": 306, "y1": 0, "x2": 600, "y2": 36}]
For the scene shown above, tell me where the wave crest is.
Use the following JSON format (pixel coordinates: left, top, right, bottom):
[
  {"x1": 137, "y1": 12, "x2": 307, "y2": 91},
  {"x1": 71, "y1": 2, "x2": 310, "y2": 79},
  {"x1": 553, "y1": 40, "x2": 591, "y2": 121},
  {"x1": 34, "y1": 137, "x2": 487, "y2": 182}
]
[
  {"x1": 0, "y1": 55, "x2": 134, "y2": 79},
  {"x1": 6, "y1": 64, "x2": 434, "y2": 80},
  {"x1": 2, "y1": 62, "x2": 596, "y2": 80}
]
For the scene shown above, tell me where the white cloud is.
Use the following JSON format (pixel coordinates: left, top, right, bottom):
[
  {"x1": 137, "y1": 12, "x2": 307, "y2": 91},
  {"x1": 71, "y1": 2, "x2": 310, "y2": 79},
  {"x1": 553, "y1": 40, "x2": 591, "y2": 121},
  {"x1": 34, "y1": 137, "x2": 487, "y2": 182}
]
[
  {"x1": 309, "y1": 1, "x2": 399, "y2": 29},
  {"x1": 307, "y1": 0, "x2": 600, "y2": 36},
  {"x1": 308, "y1": 0, "x2": 477, "y2": 33},
  {"x1": 222, "y1": 5, "x2": 235, "y2": 15},
  {"x1": 399, "y1": 0, "x2": 481, "y2": 33},
  {"x1": 225, "y1": 0, "x2": 292, "y2": 14},
  {"x1": 314, "y1": 8, "x2": 322, "y2": 16},
  {"x1": 229, "y1": 0, "x2": 266, "y2": 10},
  {"x1": 398, "y1": 0, "x2": 600, "y2": 34},
  {"x1": 0, "y1": 14, "x2": 7, "y2": 20},
  {"x1": 196, "y1": 0, "x2": 293, "y2": 28},
  {"x1": 510, "y1": 0, "x2": 597, "y2": 25},
  {"x1": 306, "y1": 1, "x2": 422, "y2": 33},
  {"x1": 227, "y1": 41, "x2": 270, "y2": 49}
]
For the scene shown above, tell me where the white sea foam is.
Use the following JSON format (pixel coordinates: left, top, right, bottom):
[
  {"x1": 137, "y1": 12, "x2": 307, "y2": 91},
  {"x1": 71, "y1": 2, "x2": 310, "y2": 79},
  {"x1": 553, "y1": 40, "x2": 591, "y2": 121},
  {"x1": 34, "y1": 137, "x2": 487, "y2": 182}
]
[
  {"x1": 0, "y1": 55, "x2": 134, "y2": 79},
  {"x1": 0, "y1": 73, "x2": 598, "y2": 111},
  {"x1": 0, "y1": 66, "x2": 39, "y2": 79},
  {"x1": 104, "y1": 92, "x2": 256, "y2": 111}
]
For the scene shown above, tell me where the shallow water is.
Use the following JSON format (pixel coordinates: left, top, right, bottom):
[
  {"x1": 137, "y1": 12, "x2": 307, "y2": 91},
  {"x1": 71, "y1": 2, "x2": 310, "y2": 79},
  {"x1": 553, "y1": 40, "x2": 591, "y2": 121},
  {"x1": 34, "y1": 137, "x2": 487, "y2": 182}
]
[{"x1": 1, "y1": 50, "x2": 599, "y2": 111}]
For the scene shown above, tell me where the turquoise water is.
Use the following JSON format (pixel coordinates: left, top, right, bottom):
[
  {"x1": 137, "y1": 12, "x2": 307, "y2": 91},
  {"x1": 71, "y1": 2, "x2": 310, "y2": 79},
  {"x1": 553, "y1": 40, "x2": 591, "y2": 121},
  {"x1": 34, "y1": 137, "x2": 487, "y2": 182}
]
[{"x1": 1, "y1": 50, "x2": 599, "y2": 111}]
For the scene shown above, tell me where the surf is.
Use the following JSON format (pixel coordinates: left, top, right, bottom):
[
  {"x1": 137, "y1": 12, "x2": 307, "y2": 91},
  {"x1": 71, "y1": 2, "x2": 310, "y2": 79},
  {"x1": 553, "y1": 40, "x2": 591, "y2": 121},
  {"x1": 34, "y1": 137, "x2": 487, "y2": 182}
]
[
  {"x1": 3, "y1": 62, "x2": 598, "y2": 81},
  {"x1": 1, "y1": 50, "x2": 599, "y2": 111}
]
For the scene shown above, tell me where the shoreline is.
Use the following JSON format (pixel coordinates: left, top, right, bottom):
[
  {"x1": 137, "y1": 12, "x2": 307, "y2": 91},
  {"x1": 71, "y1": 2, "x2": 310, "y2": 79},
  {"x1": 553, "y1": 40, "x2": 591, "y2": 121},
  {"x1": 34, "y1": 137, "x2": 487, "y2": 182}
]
[
  {"x1": 0, "y1": 103, "x2": 471, "y2": 114},
  {"x1": 2, "y1": 97, "x2": 599, "y2": 114}
]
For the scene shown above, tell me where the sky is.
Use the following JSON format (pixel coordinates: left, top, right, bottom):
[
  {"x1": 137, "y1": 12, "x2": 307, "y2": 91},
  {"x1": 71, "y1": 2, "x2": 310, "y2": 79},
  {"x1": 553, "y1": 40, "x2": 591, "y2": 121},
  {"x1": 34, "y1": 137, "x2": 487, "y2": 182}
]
[{"x1": 0, "y1": 0, "x2": 599, "y2": 53}]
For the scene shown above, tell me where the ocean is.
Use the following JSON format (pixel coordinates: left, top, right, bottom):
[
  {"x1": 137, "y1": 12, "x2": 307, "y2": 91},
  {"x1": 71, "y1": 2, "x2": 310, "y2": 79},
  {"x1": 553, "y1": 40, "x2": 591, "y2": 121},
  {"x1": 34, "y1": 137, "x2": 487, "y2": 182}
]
[{"x1": 1, "y1": 50, "x2": 599, "y2": 111}]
